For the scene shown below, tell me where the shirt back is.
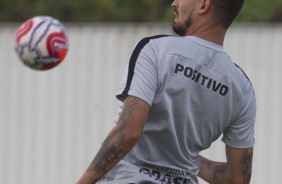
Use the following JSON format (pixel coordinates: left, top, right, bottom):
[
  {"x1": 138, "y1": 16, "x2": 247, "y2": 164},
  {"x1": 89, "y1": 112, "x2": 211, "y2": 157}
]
[{"x1": 114, "y1": 35, "x2": 256, "y2": 184}]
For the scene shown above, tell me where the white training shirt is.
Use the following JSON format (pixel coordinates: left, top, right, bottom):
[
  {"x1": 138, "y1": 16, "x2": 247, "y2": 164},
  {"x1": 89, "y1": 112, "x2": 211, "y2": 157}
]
[{"x1": 98, "y1": 35, "x2": 256, "y2": 184}]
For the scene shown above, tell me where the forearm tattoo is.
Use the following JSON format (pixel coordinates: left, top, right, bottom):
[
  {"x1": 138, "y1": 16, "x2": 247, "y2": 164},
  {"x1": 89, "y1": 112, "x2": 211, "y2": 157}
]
[
  {"x1": 86, "y1": 97, "x2": 142, "y2": 182},
  {"x1": 213, "y1": 163, "x2": 228, "y2": 180},
  {"x1": 212, "y1": 149, "x2": 253, "y2": 184},
  {"x1": 241, "y1": 149, "x2": 253, "y2": 184}
]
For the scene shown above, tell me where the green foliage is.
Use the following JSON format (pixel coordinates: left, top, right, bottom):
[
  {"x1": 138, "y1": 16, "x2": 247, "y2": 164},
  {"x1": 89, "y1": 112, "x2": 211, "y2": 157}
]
[
  {"x1": 237, "y1": 0, "x2": 282, "y2": 22},
  {"x1": 0, "y1": 0, "x2": 281, "y2": 22}
]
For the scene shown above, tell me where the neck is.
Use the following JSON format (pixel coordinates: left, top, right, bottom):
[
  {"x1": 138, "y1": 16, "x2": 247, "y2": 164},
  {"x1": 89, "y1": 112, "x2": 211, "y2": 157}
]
[{"x1": 185, "y1": 23, "x2": 227, "y2": 46}]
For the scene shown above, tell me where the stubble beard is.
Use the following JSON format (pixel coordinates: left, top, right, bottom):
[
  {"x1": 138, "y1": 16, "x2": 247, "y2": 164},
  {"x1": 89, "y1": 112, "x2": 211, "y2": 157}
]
[{"x1": 172, "y1": 11, "x2": 194, "y2": 36}]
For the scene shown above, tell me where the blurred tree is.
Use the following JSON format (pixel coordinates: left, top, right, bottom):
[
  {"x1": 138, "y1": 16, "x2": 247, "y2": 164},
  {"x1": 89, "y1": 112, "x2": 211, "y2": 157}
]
[
  {"x1": 269, "y1": 3, "x2": 282, "y2": 22},
  {"x1": 0, "y1": 0, "x2": 281, "y2": 23},
  {"x1": 237, "y1": 0, "x2": 281, "y2": 22}
]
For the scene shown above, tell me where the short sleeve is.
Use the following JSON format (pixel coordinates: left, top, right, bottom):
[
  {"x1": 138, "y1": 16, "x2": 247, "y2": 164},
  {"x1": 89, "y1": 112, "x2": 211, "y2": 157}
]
[
  {"x1": 116, "y1": 37, "x2": 158, "y2": 106},
  {"x1": 222, "y1": 86, "x2": 256, "y2": 148}
]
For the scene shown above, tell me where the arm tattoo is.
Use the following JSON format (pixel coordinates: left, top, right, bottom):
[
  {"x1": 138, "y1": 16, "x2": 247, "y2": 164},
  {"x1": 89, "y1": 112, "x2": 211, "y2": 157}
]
[
  {"x1": 198, "y1": 156, "x2": 228, "y2": 180},
  {"x1": 241, "y1": 149, "x2": 253, "y2": 184},
  {"x1": 213, "y1": 163, "x2": 227, "y2": 180},
  {"x1": 86, "y1": 97, "x2": 142, "y2": 181},
  {"x1": 198, "y1": 148, "x2": 253, "y2": 184},
  {"x1": 212, "y1": 149, "x2": 253, "y2": 184}
]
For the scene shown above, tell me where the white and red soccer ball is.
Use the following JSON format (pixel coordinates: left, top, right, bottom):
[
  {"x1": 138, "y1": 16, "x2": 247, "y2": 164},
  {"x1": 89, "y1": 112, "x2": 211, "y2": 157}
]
[{"x1": 15, "y1": 16, "x2": 69, "y2": 70}]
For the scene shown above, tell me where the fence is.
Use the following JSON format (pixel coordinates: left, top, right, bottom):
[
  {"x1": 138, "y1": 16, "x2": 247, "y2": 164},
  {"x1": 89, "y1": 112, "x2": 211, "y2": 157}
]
[{"x1": 0, "y1": 23, "x2": 281, "y2": 184}]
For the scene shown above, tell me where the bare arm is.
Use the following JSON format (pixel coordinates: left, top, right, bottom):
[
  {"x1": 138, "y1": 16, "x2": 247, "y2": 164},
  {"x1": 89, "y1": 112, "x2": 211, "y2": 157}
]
[
  {"x1": 198, "y1": 146, "x2": 253, "y2": 184},
  {"x1": 76, "y1": 96, "x2": 150, "y2": 184}
]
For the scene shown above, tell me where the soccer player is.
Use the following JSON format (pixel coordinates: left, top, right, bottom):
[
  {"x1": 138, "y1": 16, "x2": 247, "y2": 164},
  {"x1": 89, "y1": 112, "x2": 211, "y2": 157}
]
[{"x1": 77, "y1": 0, "x2": 256, "y2": 183}]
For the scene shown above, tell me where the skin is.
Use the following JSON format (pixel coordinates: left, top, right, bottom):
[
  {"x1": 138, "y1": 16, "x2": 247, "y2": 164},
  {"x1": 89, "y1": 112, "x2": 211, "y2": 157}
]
[
  {"x1": 198, "y1": 146, "x2": 253, "y2": 184},
  {"x1": 76, "y1": 96, "x2": 150, "y2": 184},
  {"x1": 172, "y1": 0, "x2": 226, "y2": 45},
  {"x1": 77, "y1": 0, "x2": 253, "y2": 183}
]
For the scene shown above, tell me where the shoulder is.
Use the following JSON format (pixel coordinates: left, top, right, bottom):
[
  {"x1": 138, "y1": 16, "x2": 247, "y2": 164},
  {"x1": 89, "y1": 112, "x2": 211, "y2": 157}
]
[
  {"x1": 211, "y1": 55, "x2": 254, "y2": 96},
  {"x1": 132, "y1": 35, "x2": 188, "y2": 59},
  {"x1": 234, "y1": 63, "x2": 256, "y2": 107},
  {"x1": 134, "y1": 35, "x2": 173, "y2": 50},
  {"x1": 138, "y1": 34, "x2": 173, "y2": 43},
  {"x1": 129, "y1": 35, "x2": 174, "y2": 62},
  {"x1": 229, "y1": 61, "x2": 255, "y2": 95}
]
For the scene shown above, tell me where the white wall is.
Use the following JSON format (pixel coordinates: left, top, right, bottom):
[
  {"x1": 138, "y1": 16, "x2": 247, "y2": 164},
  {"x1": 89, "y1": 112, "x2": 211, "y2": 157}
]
[{"x1": 0, "y1": 23, "x2": 281, "y2": 184}]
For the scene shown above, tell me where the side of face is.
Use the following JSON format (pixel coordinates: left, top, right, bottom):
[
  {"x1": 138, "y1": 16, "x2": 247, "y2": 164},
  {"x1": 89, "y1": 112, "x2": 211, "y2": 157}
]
[
  {"x1": 172, "y1": 0, "x2": 197, "y2": 36},
  {"x1": 172, "y1": 0, "x2": 213, "y2": 36}
]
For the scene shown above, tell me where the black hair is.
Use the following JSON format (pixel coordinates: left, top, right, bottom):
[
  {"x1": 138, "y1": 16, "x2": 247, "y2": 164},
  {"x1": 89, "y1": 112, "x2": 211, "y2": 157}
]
[{"x1": 212, "y1": 0, "x2": 245, "y2": 29}]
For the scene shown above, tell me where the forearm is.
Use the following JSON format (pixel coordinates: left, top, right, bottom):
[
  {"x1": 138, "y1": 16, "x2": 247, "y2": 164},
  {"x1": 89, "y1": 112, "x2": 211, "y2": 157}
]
[
  {"x1": 76, "y1": 96, "x2": 149, "y2": 184},
  {"x1": 198, "y1": 147, "x2": 253, "y2": 184},
  {"x1": 77, "y1": 125, "x2": 139, "y2": 184},
  {"x1": 198, "y1": 155, "x2": 231, "y2": 184}
]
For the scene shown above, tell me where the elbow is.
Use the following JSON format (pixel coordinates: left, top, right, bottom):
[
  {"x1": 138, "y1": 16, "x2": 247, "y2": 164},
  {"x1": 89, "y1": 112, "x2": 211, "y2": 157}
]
[
  {"x1": 126, "y1": 129, "x2": 143, "y2": 144},
  {"x1": 124, "y1": 122, "x2": 144, "y2": 144}
]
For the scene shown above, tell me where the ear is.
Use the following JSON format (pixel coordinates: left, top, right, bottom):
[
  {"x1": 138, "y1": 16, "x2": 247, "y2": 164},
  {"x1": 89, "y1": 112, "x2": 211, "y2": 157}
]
[{"x1": 198, "y1": 0, "x2": 211, "y2": 14}]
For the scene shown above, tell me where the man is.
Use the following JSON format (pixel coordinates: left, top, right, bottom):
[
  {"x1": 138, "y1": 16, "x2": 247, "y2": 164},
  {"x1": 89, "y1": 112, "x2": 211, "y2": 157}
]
[{"x1": 77, "y1": 0, "x2": 256, "y2": 183}]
